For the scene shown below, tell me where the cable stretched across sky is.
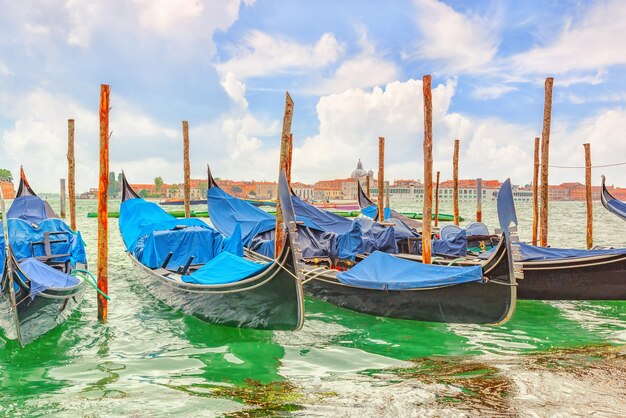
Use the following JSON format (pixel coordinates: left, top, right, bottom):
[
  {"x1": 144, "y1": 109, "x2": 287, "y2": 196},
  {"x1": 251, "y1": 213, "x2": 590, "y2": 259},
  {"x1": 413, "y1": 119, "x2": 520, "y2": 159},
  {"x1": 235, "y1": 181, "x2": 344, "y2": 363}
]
[{"x1": 546, "y1": 161, "x2": 626, "y2": 169}]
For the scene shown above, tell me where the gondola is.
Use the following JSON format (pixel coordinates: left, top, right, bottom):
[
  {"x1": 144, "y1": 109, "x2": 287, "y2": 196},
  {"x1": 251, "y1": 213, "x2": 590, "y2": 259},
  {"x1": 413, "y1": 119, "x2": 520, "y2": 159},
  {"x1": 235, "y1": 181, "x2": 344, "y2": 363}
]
[
  {"x1": 0, "y1": 171, "x2": 88, "y2": 346},
  {"x1": 358, "y1": 177, "x2": 626, "y2": 300},
  {"x1": 356, "y1": 180, "x2": 422, "y2": 229},
  {"x1": 119, "y1": 173, "x2": 304, "y2": 331},
  {"x1": 601, "y1": 175, "x2": 626, "y2": 221},
  {"x1": 210, "y1": 167, "x2": 518, "y2": 325},
  {"x1": 513, "y1": 246, "x2": 626, "y2": 300}
]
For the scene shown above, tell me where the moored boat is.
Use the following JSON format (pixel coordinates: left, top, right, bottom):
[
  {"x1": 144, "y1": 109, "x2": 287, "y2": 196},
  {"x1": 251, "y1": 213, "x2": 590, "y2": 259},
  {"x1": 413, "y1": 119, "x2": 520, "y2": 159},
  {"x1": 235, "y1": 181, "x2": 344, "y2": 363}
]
[
  {"x1": 119, "y1": 173, "x2": 305, "y2": 330},
  {"x1": 0, "y1": 171, "x2": 88, "y2": 346},
  {"x1": 288, "y1": 175, "x2": 517, "y2": 325}
]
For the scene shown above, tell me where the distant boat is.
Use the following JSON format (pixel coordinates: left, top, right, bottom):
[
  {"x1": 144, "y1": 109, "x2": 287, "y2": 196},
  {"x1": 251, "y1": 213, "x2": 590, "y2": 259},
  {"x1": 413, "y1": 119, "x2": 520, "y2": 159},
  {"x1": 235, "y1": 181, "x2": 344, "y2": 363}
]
[{"x1": 160, "y1": 198, "x2": 277, "y2": 208}]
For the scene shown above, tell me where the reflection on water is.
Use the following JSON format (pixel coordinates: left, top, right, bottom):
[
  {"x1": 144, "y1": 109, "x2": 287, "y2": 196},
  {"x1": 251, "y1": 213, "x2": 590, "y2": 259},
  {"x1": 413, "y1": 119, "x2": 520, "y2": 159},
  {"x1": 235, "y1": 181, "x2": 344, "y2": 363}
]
[{"x1": 0, "y1": 198, "x2": 624, "y2": 416}]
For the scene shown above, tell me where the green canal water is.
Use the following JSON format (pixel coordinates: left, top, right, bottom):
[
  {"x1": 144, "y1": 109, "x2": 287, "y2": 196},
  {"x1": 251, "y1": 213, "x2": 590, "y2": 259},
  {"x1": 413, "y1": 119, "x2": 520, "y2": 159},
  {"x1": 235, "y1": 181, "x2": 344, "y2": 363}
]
[{"x1": 1, "y1": 198, "x2": 625, "y2": 416}]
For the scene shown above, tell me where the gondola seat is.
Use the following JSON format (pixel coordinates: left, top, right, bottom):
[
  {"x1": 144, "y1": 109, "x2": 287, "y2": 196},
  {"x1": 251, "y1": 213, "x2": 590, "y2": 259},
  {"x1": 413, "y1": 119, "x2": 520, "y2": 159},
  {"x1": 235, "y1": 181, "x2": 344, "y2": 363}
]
[
  {"x1": 18, "y1": 257, "x2": 80, "y2": 298},
  {"x1": 182, "y1": 251, "x2": 269, "y2": 285}
]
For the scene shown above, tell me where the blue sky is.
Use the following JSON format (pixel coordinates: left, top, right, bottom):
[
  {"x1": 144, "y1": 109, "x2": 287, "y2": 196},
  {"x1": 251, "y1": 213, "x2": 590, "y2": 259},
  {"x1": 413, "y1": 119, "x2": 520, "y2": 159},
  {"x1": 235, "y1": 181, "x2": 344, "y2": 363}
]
[{"x1": 1, "y1": 0, "x2": 625, "y2": 192}]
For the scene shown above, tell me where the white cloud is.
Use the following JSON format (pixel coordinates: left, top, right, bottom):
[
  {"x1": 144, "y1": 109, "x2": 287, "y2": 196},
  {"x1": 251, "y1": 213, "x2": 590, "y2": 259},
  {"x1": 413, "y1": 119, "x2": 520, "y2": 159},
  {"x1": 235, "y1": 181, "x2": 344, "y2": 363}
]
[
  {"x1": 215, "y1": 31, "x2": 344, "y2": 79},
  {"x1": 509, "y1": 0, "x2": 626, "y2": 76},
  {"x1": 305, "y1": 29, "x2": 400, "y2": 95},
  {"x1": 134, "y1": 0, "x2": 205, "y2": 33},
  {"x1": 411, "y1": 0, "x2": 500, "y2": 73},
  {"x1": 472, "y1": 84, "x2": 518, "y2": 100},
  {"x1": 290, "y1": 78, "x2": 626, "y2": 187},
  {"x1": 0, "y1": 60, "x2": 11, "y2": 76},
  {"x1": 65, "y1": 0, "x2": 101, "y2": 48},
  {"x1": 220, "y1": 72, "x2": 248, "y2": 108}
]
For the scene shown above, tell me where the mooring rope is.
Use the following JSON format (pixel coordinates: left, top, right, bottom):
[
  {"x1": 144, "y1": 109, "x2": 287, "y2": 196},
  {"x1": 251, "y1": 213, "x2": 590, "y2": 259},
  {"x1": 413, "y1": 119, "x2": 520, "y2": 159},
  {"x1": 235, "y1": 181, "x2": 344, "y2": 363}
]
[{"x1": 71, "y1": 268, "x2": 110, "y2": 300}]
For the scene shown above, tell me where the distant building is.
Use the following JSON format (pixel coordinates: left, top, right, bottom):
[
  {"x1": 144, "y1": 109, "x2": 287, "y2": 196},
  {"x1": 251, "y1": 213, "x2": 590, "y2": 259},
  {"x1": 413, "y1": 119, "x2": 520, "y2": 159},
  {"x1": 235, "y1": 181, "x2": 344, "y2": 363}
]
[
  {"x1": 254, "y1": 181, "x2": 277, "y2": 200},
  {"x1": 0, "y1": 180, "x2": 15, "y2": 199},
  {"x1": 292, "y1": 182, "x2": 314, "y2": 200}
]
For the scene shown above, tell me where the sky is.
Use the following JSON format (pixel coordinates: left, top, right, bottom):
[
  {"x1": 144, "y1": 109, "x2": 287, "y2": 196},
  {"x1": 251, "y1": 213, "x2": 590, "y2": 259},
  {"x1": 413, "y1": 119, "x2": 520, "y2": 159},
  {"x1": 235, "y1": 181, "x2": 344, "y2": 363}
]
[{"x1": 1, "y1": 0, "x2": 626, "y2": 192}]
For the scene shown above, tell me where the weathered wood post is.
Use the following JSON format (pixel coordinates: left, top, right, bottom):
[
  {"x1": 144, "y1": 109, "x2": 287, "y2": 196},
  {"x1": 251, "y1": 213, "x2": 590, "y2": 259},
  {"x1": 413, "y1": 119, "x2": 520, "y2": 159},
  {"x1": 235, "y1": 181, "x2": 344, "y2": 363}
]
[
  {"x1": 182, "y1": 120, "x2": 191, "y2": 218},
  {"x1": 59, "y1": 179, "x2": 66, "y2": 218},
  {"x1": 97, "y1": 84, "x2": 110, "y2": 321},
  {"x1": 476, "y1": 178, "x2": 482, "y2": 222},
  {"x1": 287, "y1": 133, "x2": 293, "y2": 184},
  {"x1": 366, "y1": 175, "x2": 371, "y2": 198},
  {"x1": 434, "y1": 171, "x2": 440, "y2": 227},
  {"x1": 422, "y1": 75, "x2": 433, "y2": 264},
  {"x1": 275, "y1": 92, "x2": 294, "y2": 256},
  {"x1": 377, "y1": 137, "x2": 385, "y2": 221},
  {"x1": 532, "y1": 137, "x2": 540, "y2": 246},
  {"x1": 453, "y1": 139, "x2": 460, "y2": 226},
  {"x1": 385, "y1": 182, "x2": 390, "y2": 209},
  {"x1": 540, "y1": 77, "x2": 554, "y2": 247},
  {"x1": 584, "y1": 143, "x2": 593, "y2": 250},
  {"x1": 67, "y1": 119, "x2": 76, "y2": 231}
]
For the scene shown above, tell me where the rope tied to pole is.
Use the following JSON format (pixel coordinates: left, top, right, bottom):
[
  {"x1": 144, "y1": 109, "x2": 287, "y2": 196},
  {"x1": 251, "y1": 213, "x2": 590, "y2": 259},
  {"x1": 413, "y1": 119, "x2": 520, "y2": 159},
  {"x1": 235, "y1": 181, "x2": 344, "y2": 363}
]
[{"x1": 71, "y1": 269, "x2": 111, "y2": 300}]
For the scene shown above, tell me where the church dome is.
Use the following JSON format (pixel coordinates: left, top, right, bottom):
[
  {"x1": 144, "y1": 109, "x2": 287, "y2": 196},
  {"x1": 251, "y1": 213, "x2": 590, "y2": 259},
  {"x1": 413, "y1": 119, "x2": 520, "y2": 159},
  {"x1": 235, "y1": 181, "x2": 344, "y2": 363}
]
[
  {"x1": 367, "y1": 169, "x2": 374, "y2": 177},
  {"x1": 350, "y1": 159, "x2": 367, "y2": 179}
]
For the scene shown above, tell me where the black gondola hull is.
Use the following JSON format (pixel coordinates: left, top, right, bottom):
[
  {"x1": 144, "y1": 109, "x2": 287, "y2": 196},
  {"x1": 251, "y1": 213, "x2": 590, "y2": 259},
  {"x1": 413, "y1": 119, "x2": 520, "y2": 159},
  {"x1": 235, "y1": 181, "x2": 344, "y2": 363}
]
[
  {"x1": 519, "y1": 254, "x2": 626, "y2": 300},
  {"x1": 0, "y1": 262, "x2": 86, "y2": 346},
  {"x1": 302, "y1": 238, "x2": 516, "y2": 325},
  {"x1": 127, "y1": 244, "x2": 305, "y2": 331}
]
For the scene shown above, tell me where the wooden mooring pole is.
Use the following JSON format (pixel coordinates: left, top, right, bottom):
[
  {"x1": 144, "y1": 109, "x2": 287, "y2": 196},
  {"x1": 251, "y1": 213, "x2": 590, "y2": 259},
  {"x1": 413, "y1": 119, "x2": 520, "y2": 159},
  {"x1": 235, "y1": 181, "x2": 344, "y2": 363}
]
[
  {"x1": 532, "y1": 137, "x2": 540, "y2": 246},
  {"x1": 539, "y1": 77, "x2": 554, "y2": 247},
  {"x1": 476, "y1": 178, "x2": 482, "y2": 222},
  {"x1": 182, "y1": 121, "x2": 191, "y2": 218},
  {"x1": 366, "y1": 175, "x2": 371, "y2": 198},
  {"x1": 377, "y1": 137, "x2": 385, "y2": 221},
  {"x1": 97, "y1": 84, "x2": 110, "y2": 321},
  {"x1": 453, "y1": 139, "x2": 460, "y2": 226},
  {"x1": 385, "y1": 182, "x2": 390, "y2": 209},
  {"x1": 67, "y1": 119, "x2": 76, "y2": 231},
  {"x1": 422, "y1": 75, "x2": 433, "y2": 264},
  {"x1": 59, "y1": 179, "x2": 66, "y2": 218},
  {"x1": 584, "y1": 143, "x2": 593, "y2": 250},
  {"x1": 275, "y1": 92, "x2": 294, "y2": 256},
  {"x1": 434, "y1": 171, "x2": 440, "y2": 228}
]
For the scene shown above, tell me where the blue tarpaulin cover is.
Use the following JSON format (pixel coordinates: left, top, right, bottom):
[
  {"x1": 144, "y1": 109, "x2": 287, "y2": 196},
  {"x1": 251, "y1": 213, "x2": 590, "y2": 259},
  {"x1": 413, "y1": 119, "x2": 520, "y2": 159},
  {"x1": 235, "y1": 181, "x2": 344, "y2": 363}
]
[
  {"x1": 207, "y1": 186, "x2": 276, "y2": 247},
  {"x1": 291, "y1": 194, "x2": 353, "y2": 234},
  {"x1": 361, "y1": 205, "x2": 392, "y2": 221},
  {"x1": 6, "y1": 196, "x2": 58, "y2": 224},
  {"x1": 337, "y1": 251, "x2": 484, "y2": 290},
  {"x1": 120, "y1": 197, "x2": 240, "y2": 269},
  {"x1": 207, "y1": 187, "x2": 320, "y2": 258},
  {"x1": 120, "y1": 195, "x2": 265, "y2": 284},
  {"x1": 183, "y1": 251, "x2": 270, "y2": 285},
  {"x1": 0, "y1": 223, "x2": 5, "y2": 274},
  {"x1": 7, "y1": 218, "x2": 87, "y2": 265},
  {"x1": 517, "y1": 242, "x2": 626, "y2": 261},
  {"x1": 18, "y1": 257, "x2": 80, "y2": 298}
]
